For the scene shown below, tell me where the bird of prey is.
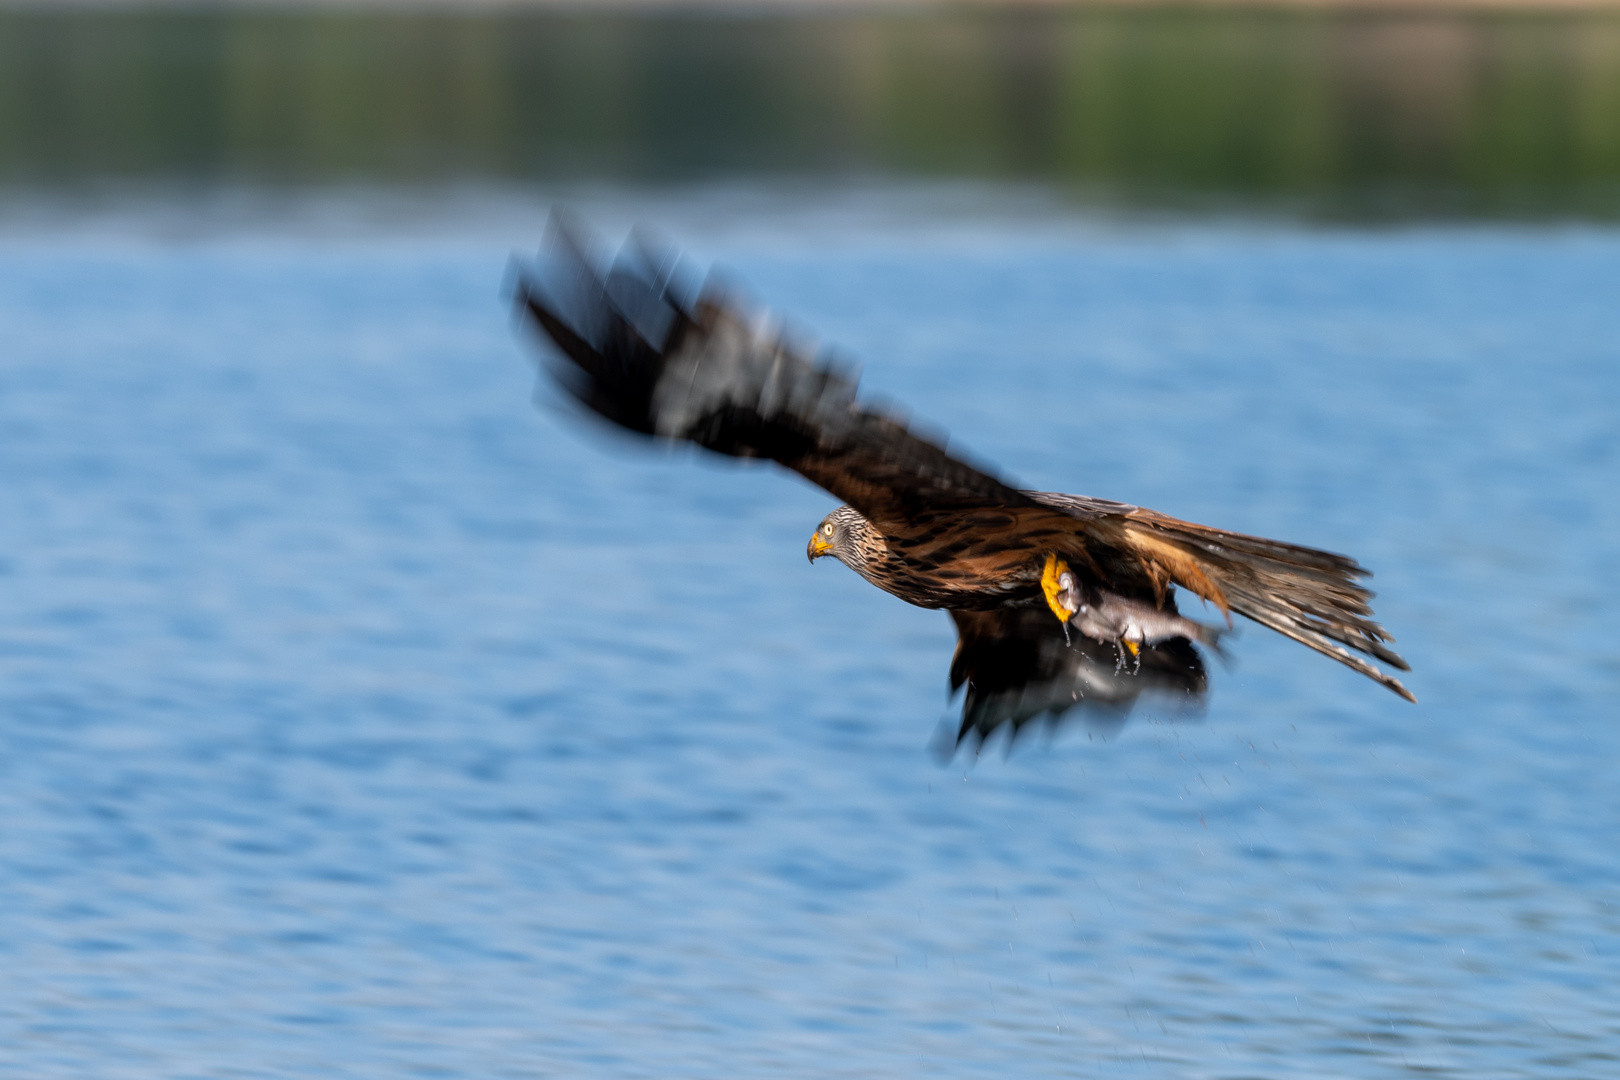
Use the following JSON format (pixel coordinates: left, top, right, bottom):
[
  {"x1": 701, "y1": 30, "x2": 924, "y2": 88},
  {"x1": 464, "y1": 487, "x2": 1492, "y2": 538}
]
[{"x1": 513, "y1": 222, "x2": 1413, "y2": 749}]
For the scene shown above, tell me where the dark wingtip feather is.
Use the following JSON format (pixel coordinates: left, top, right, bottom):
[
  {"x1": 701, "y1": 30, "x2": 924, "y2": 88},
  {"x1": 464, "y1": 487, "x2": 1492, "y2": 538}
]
[{"x1": 513, "y1": 218, "x2": 696, "y2": 437}]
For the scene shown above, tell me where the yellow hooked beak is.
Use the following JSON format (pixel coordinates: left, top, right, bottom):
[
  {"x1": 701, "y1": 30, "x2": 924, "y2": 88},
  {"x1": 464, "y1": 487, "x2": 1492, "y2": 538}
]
[
  {"x1": 1041, "y1": 553, "x2": 1077, "y2": 623},
  {"x1": 808, "y1": 532, "x2": 833, "y2": 562}
]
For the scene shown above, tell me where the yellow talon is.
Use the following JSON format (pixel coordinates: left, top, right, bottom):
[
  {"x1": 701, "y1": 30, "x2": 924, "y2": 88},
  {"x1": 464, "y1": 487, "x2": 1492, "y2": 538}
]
[{"x1": 1041, "y1": 554, "x2": 1076, "y2": 622}]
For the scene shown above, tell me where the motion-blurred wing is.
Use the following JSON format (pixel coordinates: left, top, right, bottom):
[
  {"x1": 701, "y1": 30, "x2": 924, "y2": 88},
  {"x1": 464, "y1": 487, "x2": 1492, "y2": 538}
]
[
  {"x1": 947, "y1": 607, "x2": 1209, "y2": 750},
  {"x1": 514, "y1": 218, "x2": 1030, "y2": 528}
]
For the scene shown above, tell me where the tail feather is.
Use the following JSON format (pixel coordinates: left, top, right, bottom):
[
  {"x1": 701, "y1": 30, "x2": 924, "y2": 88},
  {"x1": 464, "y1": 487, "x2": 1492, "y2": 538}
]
[{"x1": 1122, "y1": 514, "x2": 1415, "y2": 703}]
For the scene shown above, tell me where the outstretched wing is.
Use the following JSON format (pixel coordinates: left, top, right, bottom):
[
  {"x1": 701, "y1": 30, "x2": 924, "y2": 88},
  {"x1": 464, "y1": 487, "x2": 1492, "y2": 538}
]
[
  {"x1": 1029, "y1": 493, "x2": 1415, "y2": 702},
  {"x1": 947, "y1": 607, "x2": 1209, "y2": 750},
  {"x1": 513, "y1": 218, "x2": 1032, "y2": 528}
]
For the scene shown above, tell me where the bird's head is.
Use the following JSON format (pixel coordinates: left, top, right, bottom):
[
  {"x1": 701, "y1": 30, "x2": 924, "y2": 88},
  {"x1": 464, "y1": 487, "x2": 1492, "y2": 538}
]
[{"x1": 807, "y1": 505, "x2": 868, "y2": 565}]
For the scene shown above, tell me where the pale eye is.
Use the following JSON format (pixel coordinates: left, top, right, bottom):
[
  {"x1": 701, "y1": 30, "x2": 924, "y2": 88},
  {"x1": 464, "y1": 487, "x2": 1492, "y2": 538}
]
[{"x1": 823, "y1": 524, "x2": 834, "y2": 536}]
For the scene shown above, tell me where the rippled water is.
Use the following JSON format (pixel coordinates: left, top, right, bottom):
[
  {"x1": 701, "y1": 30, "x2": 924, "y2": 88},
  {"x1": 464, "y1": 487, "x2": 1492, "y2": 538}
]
[{"x1": 1, "y1": 197, "x2": 1617, "y2": 1077}]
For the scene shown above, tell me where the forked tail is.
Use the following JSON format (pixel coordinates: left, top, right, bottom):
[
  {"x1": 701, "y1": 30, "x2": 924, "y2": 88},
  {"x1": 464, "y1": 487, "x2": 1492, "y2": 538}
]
[{"x1": 1119, "y1": 510, "x2": 1414, "y2": 702}]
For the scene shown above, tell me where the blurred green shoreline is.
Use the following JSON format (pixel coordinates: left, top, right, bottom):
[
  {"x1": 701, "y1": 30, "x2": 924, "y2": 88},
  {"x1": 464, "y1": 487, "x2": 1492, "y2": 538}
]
[{"x1": 4, "y1": 6, "x2": 1620, "y2": 218}]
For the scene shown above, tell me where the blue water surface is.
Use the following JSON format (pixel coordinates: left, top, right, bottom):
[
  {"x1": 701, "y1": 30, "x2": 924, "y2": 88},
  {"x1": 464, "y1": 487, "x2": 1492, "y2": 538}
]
[{"x1": 1, "y1": 197, "x2": 1617, "y2": 1078}]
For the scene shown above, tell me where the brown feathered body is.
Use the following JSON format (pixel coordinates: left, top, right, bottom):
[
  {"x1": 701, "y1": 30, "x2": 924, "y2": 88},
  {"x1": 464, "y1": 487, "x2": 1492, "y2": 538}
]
[
  {"x1": 514, "y1": 221, "x2": 1413, "y2": 748},
  {"x1": 816, "y1": 504, "x2": 1052, "y2": 611}
]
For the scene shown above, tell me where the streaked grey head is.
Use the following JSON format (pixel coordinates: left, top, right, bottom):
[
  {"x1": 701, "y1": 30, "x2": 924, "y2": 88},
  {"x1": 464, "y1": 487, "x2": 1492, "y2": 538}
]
[{"x1": 806, "y1": 505, "x2": 871, "y2": 566}]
